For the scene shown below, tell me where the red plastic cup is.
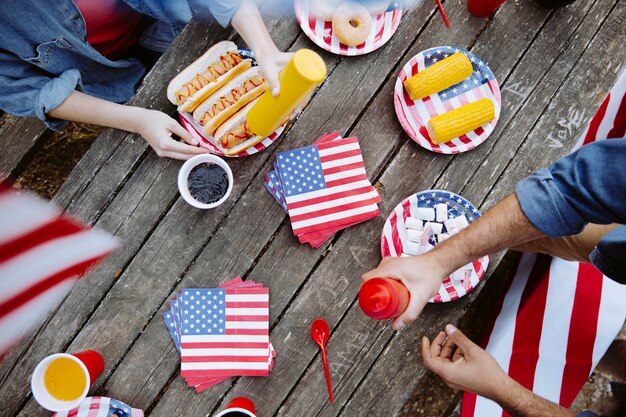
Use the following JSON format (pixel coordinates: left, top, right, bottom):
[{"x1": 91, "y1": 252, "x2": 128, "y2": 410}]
[
  {"x1": 72, "y1": 350, "x2": 104, "y2": 384},
  {"x1": 467, "y1": 0, "x2": 507, "y2": 18},
  {"x1": 213, "y1": 397, "x2": 256, "y2": 417},
  {"x1": 359, "y1": 278, "x2": 410, "y2": 320}
]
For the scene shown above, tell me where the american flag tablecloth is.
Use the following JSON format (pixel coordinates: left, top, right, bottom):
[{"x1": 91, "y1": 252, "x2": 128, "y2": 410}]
[
  {"x1": 163, "y1": 277, "x2": 274, "y2": 392},
  {"x1": 264, "y1": 132, "x2": 380, "y2": 248},
  {"x1": 0, "y1": 188, "x2": 118, "y2": 358},
  {"x1": 461, "y1": 68, "x2": 626, "y2": 416},
  {"x1": 52, "y1": 396, "x2": 143, "y2": 417}
]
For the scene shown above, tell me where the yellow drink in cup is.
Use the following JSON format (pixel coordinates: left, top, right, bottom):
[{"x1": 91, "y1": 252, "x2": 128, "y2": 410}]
[
  {"x1": 246, "y1": 49, "x2": 327, "y2": 138},
  {"x1": 31, "y1": 353, "x2": 90, "y2": 411},
  {"x1": 43, "y1": 357, "x2": 87, "y2": 401}
]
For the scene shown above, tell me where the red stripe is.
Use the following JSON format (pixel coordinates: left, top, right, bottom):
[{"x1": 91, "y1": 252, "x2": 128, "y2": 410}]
[
  {"x1": 324, "y1": 173, "x2": 370, "y2": 188},
  {"x1": 287, "y1": 185, "x2": 374, "y2": 210},
  {"x1": 322, "y1": 161, "x2": 365, "y2": 175},
  {"x1": 225, "y1": 328, "x2": 268, "y2": 335},
  {"x1": 0, "y1": 254, "x2": 109, "y2": 319},
  {"x1": 225, "y1": 301, "x2": 268, "y2": 308},
  {"x1": 319, "y1": 148, "x2": 362, "y2": 162},
  {"x1": 180, "y1": 342, "x2": 268, "y2": 349},
  {"x1": 182, "y1": 369, "x2": 268, "y2": 377},
  {"x1": 506, "y1": 254, "x2": 552, "y2": 396},
  {"x1": 387, "y1": 208, "x2": 402, "y2": 257},
  {"x1": 225, "y1": 287, "x2": 268, "y2": 295},
  {"x1": 583, "y1": 93, "x2": 610, "y2": 145},
  {"x1": 323, "y1": 20, "x2": 332, "y2": 46},
  {"x1": 224, "y1": 315, "x2": 269, "y2": 322},
  {"x1": 559, "y1": 263, "x2": 603, "y2": 407},
  {"x1": 607, "y1": 92, "x2": 626, "y2": 138},
  {"x1": 181, "y1": 356, "x2": 268, "y2": 363},
  {"x1": 289, "y1": 195, "x2": 379, "y2": 224},
  {"x1": 293, "y1": 210, "x2": 378, "y2": 236},
  {"x1": 460, "y1": 391, "x2": 477, "y2": 417}
]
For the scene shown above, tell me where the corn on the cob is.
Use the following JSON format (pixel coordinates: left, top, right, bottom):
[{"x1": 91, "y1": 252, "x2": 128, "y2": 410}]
[
  {"x1": 403, "y1": 52, "x2": 473, "y2": 101},
  {"x1": 427, "y1": 98, "x2": 495, "y2": 144}
]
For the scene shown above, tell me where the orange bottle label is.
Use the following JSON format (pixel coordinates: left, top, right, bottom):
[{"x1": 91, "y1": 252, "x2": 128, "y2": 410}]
[{"x1": 43, "y1": 357, "x2": 86, "y2": 401}]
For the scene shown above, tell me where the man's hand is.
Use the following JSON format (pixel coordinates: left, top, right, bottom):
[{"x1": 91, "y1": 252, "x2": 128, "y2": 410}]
[
  {"x1": 422, "y1": 324, "x2": 509, "y2": 398},
  {"x1": 134, "y1": 109, "x2": 209, "y2": 160},
  {"x1": 362, "y1": 255, "x2": 447, "y2": 330},
  {"x1": 255, "y1": 47, "x2": 293, "y2": 96}
]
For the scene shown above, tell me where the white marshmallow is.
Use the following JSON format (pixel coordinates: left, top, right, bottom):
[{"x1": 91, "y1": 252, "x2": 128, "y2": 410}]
[
  {"x1": 415, "y1": 207, "x2": 435, "y2": 221},
  {"x1": 405, "y1": 217, "x2": 423, "y2": 231},
  {"x1": 435, "y1": 203, "x2": 448, "y2": 222},
  {"x1": 443, "y1": 219, "x2": 458, "y2": 234},
  {"x1": 403, "y1": 241, "x2": 420, "y2": 256},
  {"x1": 407, "y1": 228, "x2": 422, "y2": 243},
  {"x1": 437, "y1": 233, "x2": 450, "y2": 243},
  {"x1": 454, "y1": 214, "x2": 469, "y2": 230},
  {"x1": 425, "y1": 221, "x2": 443, "y2": 235},
  {"x1": 400, "y1": 253, "x2": 412, "y2": 258}
]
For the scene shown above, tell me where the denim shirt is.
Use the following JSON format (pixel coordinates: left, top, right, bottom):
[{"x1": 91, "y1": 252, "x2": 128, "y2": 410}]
[
  {"x1": 516, "y1": 138, "x2": 626, "y2": 284},
  {"x1": 0, "y1": 0, "x2": 240, "y2": 131}
]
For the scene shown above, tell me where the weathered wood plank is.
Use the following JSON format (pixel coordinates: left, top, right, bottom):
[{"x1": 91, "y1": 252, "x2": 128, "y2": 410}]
[{"x1": 0, "y1": 114, "x2": 49, "y2": 181}]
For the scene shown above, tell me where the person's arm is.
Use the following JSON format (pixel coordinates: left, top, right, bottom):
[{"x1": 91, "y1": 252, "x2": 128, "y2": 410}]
[
  {"x1": 363, "y1": 139, "x2": 626, "y2": 329},
  {"x1": 47, "y1": 91, "x2": 209, "y2": 160},
  {"x1": 422, "y1": 324, "x2": 575, "y2": 417},
  {"x1": 230, "y1": 0, "x2": 293, "y2": 96},
  {"x1": 362, "y1": 193, "x2": 542, "y2": 329}
]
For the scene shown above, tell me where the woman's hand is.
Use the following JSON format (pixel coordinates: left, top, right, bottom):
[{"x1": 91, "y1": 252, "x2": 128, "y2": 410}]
[
  {"x1": 253, "y1": 46, "x2": 293, "y2": 96},
  {"x1": 362, "y1": 254, "x2": 446, "y2": 330},
  {"x1": 133, "y1": 109, "x2": 209, "y2": 160}
]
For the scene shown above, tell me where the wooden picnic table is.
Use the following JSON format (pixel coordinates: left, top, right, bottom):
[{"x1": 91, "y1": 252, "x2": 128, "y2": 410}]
[{"x1": 1, "y1": 0, "x2": 625, "y2": 416}]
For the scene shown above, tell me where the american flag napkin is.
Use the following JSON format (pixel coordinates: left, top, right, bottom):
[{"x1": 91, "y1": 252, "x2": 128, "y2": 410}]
[
  {"x1": 52, "y1": 396, "x2": 143, "y2": 417},
  {"x1": 162, "y1": 277, "x2": 274, "y2": 393},
  {"x1": 264, "y1": 132, "x2": 380, "y2": 248}
]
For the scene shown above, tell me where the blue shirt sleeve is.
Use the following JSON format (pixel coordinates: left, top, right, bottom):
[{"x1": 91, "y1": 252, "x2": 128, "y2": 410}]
[
  {"x1": 0, "y1": 49, "x2": 81, "y2": 132},
  {"x1": 516, "y1": 138, "x2": 626, "y2": 283},
  {"x1": 516, "y1": 139, "x2": 626, "y2": 235},
  {"x1": 189, "y1": 0, "x2": 242, "y2": 27}
]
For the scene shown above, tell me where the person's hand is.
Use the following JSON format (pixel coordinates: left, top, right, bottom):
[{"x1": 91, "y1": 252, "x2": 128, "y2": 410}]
[
  {"x1": 133, "y1": 109, "x2": 209, "y2": 160},
  {"x1": 422, "y1": 324, "x2": 510, "y2": 399},
  {"x1": 361, "y1": 255, "x2": 446, "y2": 330},
  {"x1": 254, "y1": 46, "x2": 293, "y2": 96}
]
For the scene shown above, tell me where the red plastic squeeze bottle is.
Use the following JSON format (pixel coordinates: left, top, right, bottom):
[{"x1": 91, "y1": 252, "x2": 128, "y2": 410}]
[{"x1": 358, "y1": 278, "x2": 410, "y2": 320}]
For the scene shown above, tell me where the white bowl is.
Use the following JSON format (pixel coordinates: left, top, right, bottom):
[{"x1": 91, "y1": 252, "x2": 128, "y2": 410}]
[
  {"x1": 31, "y1": 353, "x2": 90, "y2": 412},
  {"x1": 178, "y1": 154, "x2": 233, "y2": 209}
]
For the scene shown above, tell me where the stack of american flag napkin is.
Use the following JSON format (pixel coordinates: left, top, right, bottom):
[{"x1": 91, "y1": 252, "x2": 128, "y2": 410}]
[
  {"x1": 264, "y1": 132, "x2": 381, "y2": 248},
  {"x1": 162, "y1": 277, "x2": 274, "y2": 393}
]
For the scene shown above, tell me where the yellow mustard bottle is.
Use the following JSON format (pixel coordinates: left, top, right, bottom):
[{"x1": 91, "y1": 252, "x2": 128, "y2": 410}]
[{"x1": 246, "y1": 49, "x2": 327, "y2": 138}]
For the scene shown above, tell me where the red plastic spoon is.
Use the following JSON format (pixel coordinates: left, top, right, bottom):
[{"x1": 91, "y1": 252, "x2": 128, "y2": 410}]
[{"x1": 311, "y1": 318, "x2": 333, "y2": 403}]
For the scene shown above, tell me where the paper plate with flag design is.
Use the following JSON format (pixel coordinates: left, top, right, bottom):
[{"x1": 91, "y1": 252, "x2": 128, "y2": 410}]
[
  {"x1": 394, "y1": 46, "x2": 502, "y2": 154},
  {"x1": 294, "y1": 0, "x2": 403, "y2": 56},
  {"x1": 380, "y1": 190, "x2": 489, "y2": 303}
]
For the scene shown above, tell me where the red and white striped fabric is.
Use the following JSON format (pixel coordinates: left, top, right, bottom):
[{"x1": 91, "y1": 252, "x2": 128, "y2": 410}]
[
  {"x1": 179, "y1": 112, "x2": 284, "y2": 157},
  {"x1": 52, "y1": 397, "x2": 143, "y2": 417},
  {"x1": 461, "y1": 67, "x2": 626, "y2": 416},
  {"x1": 394, "y1": 46, "x2": 502, "y2": 154},
  {"x1": 53, "y1": 396, "x2": 143, "y2": 417},
  {"x1": 380, "y1": 190, "x2": 489, "y2": 303},
  {"x1": 0, "y1": 189, "x2": 118, "y2": 358},
  {"x1": 294, "y1": 0, "x2": 402, "y2": 56}
]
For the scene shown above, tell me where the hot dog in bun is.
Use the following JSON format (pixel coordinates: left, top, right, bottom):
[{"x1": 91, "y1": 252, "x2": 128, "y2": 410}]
[
  {"x1": 192, "y1": 67, "x2": 268, "y2": 136},
  {"x1": 167, "y1": 41, "x2": 252, "y2": 112}
]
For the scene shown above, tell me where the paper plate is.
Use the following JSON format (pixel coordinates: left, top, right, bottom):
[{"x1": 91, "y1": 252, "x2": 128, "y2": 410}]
[
  {"x1": 394, "y1": 46, "x2": 502, "y2": 154},
  {"x1": 380, "y1": 190, "x2": 489, "y2": 303},
  {"x1": 178, "y1": 48, "x2": 293, "y2": 158},
  {"x1": 294, "y1": 0, "x2": 402, "y2": 56}
]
